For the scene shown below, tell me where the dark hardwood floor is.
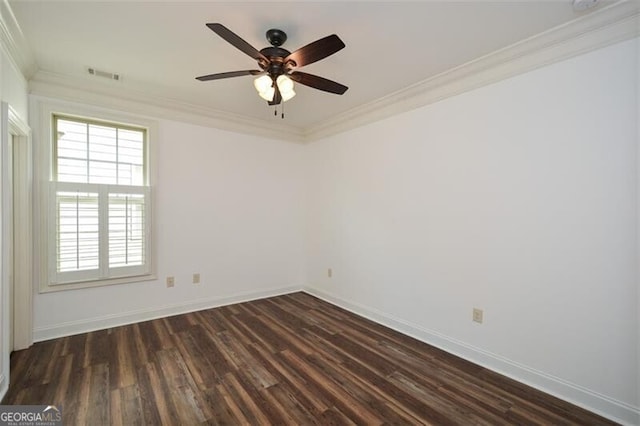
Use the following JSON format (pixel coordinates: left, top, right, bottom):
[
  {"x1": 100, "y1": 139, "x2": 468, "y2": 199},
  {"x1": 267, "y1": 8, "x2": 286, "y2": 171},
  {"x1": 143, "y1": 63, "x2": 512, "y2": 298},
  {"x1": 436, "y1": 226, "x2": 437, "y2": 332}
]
[{"x1": 3, "y1": 292, "x2": 615, "y2": 425}]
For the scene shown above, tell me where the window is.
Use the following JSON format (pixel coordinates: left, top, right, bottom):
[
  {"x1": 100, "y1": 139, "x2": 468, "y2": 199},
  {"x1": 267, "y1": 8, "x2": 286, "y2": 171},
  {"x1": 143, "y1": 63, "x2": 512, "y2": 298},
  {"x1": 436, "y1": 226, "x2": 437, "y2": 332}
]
[{"x1": 47, "y1": 114, "x2": 152, "y2": 287}]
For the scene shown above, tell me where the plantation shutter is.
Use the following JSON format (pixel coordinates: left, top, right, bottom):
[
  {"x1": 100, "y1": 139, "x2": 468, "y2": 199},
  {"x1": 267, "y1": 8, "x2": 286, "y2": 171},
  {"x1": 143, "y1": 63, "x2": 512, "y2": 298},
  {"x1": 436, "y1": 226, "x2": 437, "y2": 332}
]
[{"x1": 49, "y1": 115, "x2": 150, "y2": 285}]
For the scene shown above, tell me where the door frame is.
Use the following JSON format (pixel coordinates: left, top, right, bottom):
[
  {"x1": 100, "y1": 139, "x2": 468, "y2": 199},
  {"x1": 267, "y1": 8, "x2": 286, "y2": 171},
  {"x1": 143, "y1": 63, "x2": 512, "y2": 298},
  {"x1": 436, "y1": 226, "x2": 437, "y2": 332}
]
[{"x1": 3, "y1": 103, "x2": 32, "y2": 350}]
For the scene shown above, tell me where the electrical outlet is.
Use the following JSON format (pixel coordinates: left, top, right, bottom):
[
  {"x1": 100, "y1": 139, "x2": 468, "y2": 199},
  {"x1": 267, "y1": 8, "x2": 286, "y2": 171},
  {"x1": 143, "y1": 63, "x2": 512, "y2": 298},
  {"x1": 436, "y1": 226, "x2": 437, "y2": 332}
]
[
  {"x1": 473, "y1": 308, "x2": 483, "y2": 323},
  {"x1": 328, "y1": 268, "x2": 332, "y2": 278},
  {"x1": 166, "y1": 276, "x2": 175, "y2": 288},
  {"x1": 193, "y1": 273, "x2": 200, "y2": 284}
]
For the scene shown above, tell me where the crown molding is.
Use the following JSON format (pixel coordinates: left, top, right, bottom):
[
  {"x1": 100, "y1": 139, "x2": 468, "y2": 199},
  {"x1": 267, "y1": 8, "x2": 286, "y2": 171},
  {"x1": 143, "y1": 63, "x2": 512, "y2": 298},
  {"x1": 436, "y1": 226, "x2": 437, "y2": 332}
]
[
  {"x1": 29, "y1": 71, "x2": 305, "y2": 143},
  {"x1": 304, "y1": 0, "x2": 640, "y2": 142},
  {"x1": 0, "y1": 0, "x2": 37, "y2": 78},
  {"x1": 6, "y1": 1, "x2": 639, "y2": 144}
]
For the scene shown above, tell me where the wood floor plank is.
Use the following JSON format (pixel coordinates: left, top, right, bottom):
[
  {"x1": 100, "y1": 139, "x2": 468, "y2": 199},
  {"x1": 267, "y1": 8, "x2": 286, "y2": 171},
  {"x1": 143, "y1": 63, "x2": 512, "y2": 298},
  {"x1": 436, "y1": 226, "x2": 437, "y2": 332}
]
[
  {"x1": 110, "y1": 386, "x2": 141, "y2": 426},
  {"x1": 306, "y1": 352, "x2": 420, "y2": 424},
  {"x1": 140, "y1": 359, "x2": 180, "y2": 426},
  {"x1": 109, "y1": 327, "x2": 135, "y2": 390},
  {"x1": 56, "y1": 357, "x2": 85, "y2": 425},
  {"x1": 83, "y1": 330, "x2": 111, "y2": 368},
  {"x1": 214, "y1": 381, "x2": 251, "y2": 424},
  {"x1": 173, "y1": 327, "x2": 221, "y2": 389},
  {"x1": 261, "y1": 383, "x2": 320, "y2": 425},
  {"x1": 155, "y1": 348, "x2": 210, "y2": 424},
  {"x1": 3, "y1": 292, "x2": 617, "y2": 425},
  {"x1": 201, "y1": 385, "x2": 237, "y2": 424},
  {"x1": 194, "y1": 309, "x2": 227, "y2": 334},
  {"x1": 136, "y1": 320, "x2": 165, "y2": 359},
  {"x1": 218, "y1": 372, "x2": 271, "y2": 425},
  {"x1": 232, "y1": 369, "x2": 287, "y2": 424},
  {"x1": 246, "y1": 341, "x2": 329, "y2": 415},
  {"x1": 318, "y1": 406, "x2": 360, "y2": 426},
  {"x1": 278, "y1": 349, "x2": 383, "y2": 425},
  {"x1": 151, "y1": 317, "x2": 175, "y2": 350},
  {"x1": 252, "y1": 309, "x2": 316, "y2": 356},
  {"x1": 49, "y1": 354, "x2": 73, "y2": 406},
  {"x1": 130, "y1": 323, "x2": 151, "y2": 367},
  {"x1": 135, "y1": 363, "x2": 164, "y2": 426}
]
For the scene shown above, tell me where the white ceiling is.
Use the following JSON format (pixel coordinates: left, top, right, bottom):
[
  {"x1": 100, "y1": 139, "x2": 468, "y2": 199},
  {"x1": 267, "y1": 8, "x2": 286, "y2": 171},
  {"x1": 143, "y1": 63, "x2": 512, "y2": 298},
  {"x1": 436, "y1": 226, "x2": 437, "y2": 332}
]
[{"x1": 10, "y1": 1, "x2": 611, "y2": 130}]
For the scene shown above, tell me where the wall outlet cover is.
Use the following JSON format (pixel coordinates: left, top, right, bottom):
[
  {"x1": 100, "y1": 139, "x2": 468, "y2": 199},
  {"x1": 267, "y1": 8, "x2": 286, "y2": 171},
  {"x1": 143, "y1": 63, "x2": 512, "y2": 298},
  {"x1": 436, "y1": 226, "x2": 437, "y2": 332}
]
[{"x1": 473, "y1": 308, "x2": 483, "y2": 323}]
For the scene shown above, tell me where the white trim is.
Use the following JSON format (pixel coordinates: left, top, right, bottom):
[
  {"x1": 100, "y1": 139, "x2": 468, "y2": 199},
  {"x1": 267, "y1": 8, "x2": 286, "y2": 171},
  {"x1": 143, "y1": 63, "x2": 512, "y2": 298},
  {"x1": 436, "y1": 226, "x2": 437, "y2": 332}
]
[
  {"x1": 305, "y1": 0, "x2": 640, "y2": 141},
  {"x1": 0, "y1": 0, "x2": 37, "y2": 78},
  {"x1": 33, "y1": 285, "x2": 300, "y2": 342},
  {"x1": 7, "y1": 106, "x2": 29, "y2": 136},
  {"x1": 33, "y1": 99, "x2": 158, "y2": 293},
  {"x1": 20, "y1": 1, "x2": 640, "y2": 144},
  {"x1": 0, "y1": 102, "x2": 12, "y2": 408},
  {"x1": 303, "y1": 287, "x2": 640, "y2": 426},
  {"x1": 7, "y1": 105, "x2": 32, "y2": 351},
  {"x1": 28, "y1": 72, "x2": 305, "y2": 144}
]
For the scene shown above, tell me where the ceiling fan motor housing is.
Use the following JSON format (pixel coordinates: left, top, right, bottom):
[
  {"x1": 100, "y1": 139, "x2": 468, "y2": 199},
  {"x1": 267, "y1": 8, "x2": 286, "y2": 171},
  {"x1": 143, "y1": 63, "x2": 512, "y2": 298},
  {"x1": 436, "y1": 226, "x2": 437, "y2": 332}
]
[
  {"x1": 259, "y1": 46, "x2": 294, "y2": 76},
  {"x1": 262, "y1": 30, "x2": 295, "y2": 75}
]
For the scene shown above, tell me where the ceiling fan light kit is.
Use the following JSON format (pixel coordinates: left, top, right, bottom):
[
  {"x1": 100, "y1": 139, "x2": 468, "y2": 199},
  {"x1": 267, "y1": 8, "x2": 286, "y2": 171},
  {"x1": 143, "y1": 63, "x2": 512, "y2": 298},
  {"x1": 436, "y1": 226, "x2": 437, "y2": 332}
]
[
  {"x1": 254, "y1": 74, "x2": 296, "y2": 102},
  {"x1": 196, "y1": 23, "x2": 348, "y2": 118}
]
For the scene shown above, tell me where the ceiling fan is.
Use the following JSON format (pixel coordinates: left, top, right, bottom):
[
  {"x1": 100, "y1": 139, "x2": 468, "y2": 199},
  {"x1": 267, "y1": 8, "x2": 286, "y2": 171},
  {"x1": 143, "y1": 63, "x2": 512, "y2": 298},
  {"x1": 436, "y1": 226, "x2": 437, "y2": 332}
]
[{"x1": 196, "y1": 23, "x2": 348, "y2": 107}]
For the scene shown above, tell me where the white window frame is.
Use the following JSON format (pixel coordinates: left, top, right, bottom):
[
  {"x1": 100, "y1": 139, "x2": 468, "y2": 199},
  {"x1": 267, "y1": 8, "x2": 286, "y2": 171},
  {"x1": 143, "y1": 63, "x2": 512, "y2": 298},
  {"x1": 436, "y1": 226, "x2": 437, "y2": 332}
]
[{"x1": 34, "y1": 100, "x2": 156, "y2": 292}]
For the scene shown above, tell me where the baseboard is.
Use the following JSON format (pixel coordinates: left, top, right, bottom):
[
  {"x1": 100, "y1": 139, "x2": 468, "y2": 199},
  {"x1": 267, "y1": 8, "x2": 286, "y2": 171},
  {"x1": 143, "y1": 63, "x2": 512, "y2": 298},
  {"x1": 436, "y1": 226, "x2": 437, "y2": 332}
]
[
  {"x1": 303, "y1": 287, "x2": 640, "y2": 426},
  {"x1": 33, "y1": 285, "x2": 301, "y2": 342}
]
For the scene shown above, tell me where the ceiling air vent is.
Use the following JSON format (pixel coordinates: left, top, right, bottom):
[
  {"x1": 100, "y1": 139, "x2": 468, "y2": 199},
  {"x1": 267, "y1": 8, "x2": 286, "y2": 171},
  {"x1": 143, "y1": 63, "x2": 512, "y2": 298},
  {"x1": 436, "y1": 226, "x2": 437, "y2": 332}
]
[
  {"x1": 572, "y1": 0, "x2": 598, "y2": 12},
  {"x1": 87, "y1": 67, "x2": 121, "y2": 81}
]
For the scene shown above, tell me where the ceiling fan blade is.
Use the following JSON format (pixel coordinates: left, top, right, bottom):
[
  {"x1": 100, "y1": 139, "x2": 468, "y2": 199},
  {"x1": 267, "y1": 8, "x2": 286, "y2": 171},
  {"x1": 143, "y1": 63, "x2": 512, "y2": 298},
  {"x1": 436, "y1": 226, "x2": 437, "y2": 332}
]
[
  {"x1": 196, "y1": 70, "x2": 262, "y2": 81},
  {"x1": 289, "y1": 71, "x2": 348, "y2": 95},
  {"x1": 285, "y1": 34, "x2": 345, "y2": 68},
  {"x1": 206, "y1": 23, "x2": 268, "y2": 63}
]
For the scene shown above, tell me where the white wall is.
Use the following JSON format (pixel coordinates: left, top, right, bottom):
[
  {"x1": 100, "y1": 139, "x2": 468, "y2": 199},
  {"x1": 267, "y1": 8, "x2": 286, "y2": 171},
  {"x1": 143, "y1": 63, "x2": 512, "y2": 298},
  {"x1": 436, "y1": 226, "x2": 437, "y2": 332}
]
[
  {"x1": 305, "y1": 38, "x2": 639, "y2": 423},
  {"x1": 32, "y1": 104, "x2": 307, "y2": 339}
]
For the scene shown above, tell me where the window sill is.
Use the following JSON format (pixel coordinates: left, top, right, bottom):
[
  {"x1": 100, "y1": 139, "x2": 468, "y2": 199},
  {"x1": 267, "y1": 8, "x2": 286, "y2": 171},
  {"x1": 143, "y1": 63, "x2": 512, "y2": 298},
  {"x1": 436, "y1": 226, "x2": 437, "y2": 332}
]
[{"x1": 39, "y1": 273, "x2": 157, "y2": 293}]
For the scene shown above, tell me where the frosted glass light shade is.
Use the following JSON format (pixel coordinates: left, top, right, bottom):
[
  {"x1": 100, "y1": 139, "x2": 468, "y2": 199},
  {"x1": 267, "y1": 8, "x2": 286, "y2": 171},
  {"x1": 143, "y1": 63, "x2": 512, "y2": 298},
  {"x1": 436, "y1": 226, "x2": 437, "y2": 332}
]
[
  {"x1": 254, "y1": 75, "x2": 272, "y2": 92},
  {"x1": 277, "y1": 75, "x2": 294, "y2": 91},
  {"x1": 254, "y1": 75, "x2": 275, "y2": 101},
  {"x1": 277, "y1": 75, "x2": 296, "y2": 102},
  {"x1": 258, "y1": 88, "x2": 275, "y2": 101}
]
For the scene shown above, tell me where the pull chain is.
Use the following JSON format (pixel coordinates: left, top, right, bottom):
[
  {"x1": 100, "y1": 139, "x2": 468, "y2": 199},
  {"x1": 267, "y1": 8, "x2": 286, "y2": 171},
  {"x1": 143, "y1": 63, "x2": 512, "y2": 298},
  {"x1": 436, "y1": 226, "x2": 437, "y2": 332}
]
[{"x1": 273, "y1": 103, "x2": 285, "y2": 119}]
